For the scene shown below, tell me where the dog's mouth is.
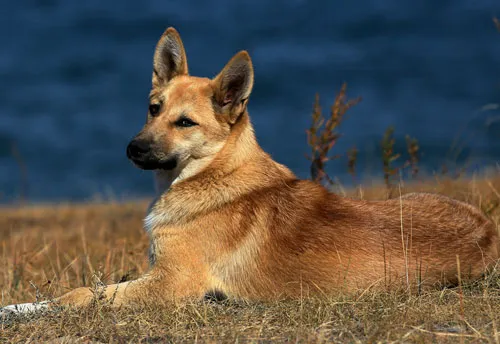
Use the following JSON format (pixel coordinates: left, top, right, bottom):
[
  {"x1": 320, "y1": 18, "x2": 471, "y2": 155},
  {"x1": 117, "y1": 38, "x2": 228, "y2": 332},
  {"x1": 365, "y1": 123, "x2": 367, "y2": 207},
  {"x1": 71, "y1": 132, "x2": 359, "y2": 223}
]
[{"x1": 131, "y1": 156, "x2": 178, "y2": 171}]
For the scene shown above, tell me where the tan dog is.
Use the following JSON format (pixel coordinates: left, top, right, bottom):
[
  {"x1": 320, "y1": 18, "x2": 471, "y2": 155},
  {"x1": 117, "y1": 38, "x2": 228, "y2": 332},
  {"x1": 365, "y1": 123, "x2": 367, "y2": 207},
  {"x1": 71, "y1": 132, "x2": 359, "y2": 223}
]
[{"x1": 2, "y1": 27, "x2": 498, "y2": 313}]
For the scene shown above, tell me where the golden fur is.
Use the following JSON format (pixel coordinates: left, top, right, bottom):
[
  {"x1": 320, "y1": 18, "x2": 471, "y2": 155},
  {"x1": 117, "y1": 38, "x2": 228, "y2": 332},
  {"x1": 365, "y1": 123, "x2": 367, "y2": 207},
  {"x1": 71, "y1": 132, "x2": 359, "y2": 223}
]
[{"x1": 5, "y1": 27, "x2": 499, "y2": 311}]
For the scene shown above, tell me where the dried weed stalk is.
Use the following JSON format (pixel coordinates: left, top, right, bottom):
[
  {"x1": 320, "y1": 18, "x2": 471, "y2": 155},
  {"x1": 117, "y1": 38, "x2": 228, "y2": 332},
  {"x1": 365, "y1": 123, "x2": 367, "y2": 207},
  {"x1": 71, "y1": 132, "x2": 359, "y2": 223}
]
[
  {"x1": 381, "y1": 126, "x2": 401, "y2": 192},
  {"x1": 405, "y1": 135, "x2": 420, "y2": 179},
  {"x1": 306, "y1": 83, "x2": 361, "y2": 186}
]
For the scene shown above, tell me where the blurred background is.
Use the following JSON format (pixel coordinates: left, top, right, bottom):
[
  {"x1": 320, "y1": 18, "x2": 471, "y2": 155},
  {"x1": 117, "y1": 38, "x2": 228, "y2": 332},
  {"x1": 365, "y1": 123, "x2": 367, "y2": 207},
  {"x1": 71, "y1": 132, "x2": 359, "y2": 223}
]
[{"x1": 0, "y1": 0, "x2": 499, "y2": 203}]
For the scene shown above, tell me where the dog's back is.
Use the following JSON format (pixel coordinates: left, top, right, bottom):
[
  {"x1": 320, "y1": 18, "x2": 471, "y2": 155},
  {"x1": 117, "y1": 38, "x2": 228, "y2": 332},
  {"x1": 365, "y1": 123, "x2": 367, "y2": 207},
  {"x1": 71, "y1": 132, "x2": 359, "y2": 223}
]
[{"x1": 205, "y1": 175, "x2": 498, "y2": 298}]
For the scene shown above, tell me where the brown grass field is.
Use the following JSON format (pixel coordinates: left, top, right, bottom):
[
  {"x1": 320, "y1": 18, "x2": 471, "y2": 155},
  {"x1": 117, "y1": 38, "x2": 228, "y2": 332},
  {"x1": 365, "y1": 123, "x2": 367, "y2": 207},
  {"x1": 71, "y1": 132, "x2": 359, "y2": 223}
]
[{"x1": 0, "y1": 175, "x2": 499, "y2": 343}]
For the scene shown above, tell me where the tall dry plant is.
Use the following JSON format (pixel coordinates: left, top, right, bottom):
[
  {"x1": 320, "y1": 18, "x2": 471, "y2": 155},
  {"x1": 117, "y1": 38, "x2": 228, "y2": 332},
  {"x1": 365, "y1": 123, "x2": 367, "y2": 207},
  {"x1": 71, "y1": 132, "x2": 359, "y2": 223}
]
[
  {"x1": 347, "y1": 146, "x2": 359, "y2": 180},
  {"x1": 381, "y1": 126, "x2": 400, "y2": 192},
  {"x1": 306, "y1": 83, "x2": 361, "y2": 186},
  {"x1": 405, "y1": 135, "x2": 420, "y2": 179}
]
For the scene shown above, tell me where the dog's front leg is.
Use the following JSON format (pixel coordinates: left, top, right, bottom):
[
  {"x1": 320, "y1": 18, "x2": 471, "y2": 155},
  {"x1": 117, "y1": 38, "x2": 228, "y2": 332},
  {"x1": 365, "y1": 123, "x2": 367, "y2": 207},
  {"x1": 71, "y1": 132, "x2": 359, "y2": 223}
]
[
  {"x1": 55, "y1": 274, "x2": 166, "y2": 309},
  {"x1": 54, "y1": 281, "x2": 133, "y2": 308},
  {"x1": 1, "y1": 275, "x2": 161, "y2": 316}
]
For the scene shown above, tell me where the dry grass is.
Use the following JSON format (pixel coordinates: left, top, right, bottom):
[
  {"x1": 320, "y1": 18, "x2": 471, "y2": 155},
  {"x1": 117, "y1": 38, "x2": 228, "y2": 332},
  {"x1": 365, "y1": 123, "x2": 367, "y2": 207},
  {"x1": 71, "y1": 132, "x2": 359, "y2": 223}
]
[{"x1": 1, "y1": 176, "x2": 499, "y2": 343}]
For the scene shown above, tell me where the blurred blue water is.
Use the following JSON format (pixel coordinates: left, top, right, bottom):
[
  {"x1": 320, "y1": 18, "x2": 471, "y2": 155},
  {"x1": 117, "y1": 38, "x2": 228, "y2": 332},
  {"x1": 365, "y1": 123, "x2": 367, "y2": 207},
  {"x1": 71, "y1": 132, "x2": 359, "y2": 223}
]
[{"x1": 0, "y1": 0, "x2": 499, "y2": 202}]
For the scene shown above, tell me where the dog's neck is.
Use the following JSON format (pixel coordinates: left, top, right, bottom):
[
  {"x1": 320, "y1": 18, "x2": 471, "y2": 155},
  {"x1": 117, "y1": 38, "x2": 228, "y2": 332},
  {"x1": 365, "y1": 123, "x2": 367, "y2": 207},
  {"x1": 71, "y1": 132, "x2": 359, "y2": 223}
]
[
  {"x1": 153, "y1": 155, "x2": 216, "y2": 197},
  {"x1": 153, "y1": 170, "x2": 175, "y2": 196}
]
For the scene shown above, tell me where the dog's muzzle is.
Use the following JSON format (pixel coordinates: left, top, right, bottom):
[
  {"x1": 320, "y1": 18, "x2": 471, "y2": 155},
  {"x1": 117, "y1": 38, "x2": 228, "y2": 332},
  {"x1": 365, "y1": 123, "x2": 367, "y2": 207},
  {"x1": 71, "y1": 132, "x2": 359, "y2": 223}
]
[{"x1": 126, "y1": 139, "x2": 178, "y2": 170}]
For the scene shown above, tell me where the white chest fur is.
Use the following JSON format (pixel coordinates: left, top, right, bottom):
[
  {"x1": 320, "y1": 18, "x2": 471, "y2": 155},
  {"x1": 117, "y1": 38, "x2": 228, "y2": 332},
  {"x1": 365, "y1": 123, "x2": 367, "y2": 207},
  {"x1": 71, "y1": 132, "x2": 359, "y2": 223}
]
[{"x1": 144, "y1": 201, "x2": 161, "y2": 236}]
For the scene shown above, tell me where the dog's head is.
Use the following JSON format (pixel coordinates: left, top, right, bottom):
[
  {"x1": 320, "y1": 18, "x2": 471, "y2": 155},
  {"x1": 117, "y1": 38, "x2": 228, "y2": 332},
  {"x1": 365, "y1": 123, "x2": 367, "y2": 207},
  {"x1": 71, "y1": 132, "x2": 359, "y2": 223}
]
[{"x1": 126, "y1": 27, "x2": 254, "y2": 174}]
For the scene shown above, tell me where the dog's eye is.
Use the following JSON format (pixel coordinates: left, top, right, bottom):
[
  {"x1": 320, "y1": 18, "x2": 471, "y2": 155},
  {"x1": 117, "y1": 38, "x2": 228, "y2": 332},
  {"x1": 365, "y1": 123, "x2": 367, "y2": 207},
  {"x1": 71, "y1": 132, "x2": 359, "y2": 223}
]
[
  {"x1": 149, "y1": 104, "x2": 161, "y2": 117},
  {"x1": 175, "y1": 117, "x2": 198, "y2": 128}
]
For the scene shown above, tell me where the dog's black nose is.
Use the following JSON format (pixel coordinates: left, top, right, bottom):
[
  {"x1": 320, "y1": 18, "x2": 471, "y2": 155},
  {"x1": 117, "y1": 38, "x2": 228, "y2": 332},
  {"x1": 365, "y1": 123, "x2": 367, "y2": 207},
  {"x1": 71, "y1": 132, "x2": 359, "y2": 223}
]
[{"x1": 126, "y1": 139, "x2": 149, "y2": 159}]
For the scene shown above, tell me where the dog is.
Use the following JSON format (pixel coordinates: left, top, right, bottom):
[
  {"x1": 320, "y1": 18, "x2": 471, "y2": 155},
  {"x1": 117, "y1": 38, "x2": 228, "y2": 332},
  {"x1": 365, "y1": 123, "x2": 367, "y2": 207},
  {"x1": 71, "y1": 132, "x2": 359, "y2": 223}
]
[{"x1": 2, "y1": 27, "x2": 498, "y2": 314}]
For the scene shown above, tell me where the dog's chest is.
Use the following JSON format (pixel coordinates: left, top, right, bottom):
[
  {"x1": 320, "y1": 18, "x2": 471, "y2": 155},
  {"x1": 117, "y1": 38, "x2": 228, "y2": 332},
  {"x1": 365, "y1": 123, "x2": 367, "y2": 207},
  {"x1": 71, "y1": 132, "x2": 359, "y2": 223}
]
[
  {"x1": 144, "y1": 209, "x2": 158, "y2": 236},
  {"x1": 144, "y1": 199, "x2": 162, "y2": 265},
  {"x1": 143, "y1": 199, "x2": 179, "y2": 266}
]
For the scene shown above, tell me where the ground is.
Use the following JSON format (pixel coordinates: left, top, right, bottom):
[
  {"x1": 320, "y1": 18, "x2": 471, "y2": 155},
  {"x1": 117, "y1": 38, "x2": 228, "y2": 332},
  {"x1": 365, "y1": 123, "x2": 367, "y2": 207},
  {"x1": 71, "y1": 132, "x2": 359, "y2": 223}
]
[{"x1": 1, "y1": 176, "x2": 499, "y2": 343}]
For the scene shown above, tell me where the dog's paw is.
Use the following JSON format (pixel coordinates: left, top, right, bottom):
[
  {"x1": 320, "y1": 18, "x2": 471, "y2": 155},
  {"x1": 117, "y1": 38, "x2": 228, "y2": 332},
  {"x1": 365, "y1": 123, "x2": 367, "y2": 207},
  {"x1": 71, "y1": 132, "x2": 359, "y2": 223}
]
[
  {"x1": 0, "y1": 301, "x2": 50, "y2": 320},
  {"x1": 0, "y1": 306, "x2": 15, "y2": 318},
  {"x1": 0, "y1": 305, "x2": 18, "y2": 324}
]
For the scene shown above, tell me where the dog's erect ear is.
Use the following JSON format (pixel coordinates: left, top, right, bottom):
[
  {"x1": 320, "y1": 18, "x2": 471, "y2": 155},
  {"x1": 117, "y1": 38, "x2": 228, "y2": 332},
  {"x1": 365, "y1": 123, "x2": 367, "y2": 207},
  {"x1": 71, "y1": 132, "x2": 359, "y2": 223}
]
[
  {"x1": 152, "y1": 27, "x2": 188, "y2": 86},
  {"x1": 213, "y1": 51, "x2": 254, "y2": 123}
]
